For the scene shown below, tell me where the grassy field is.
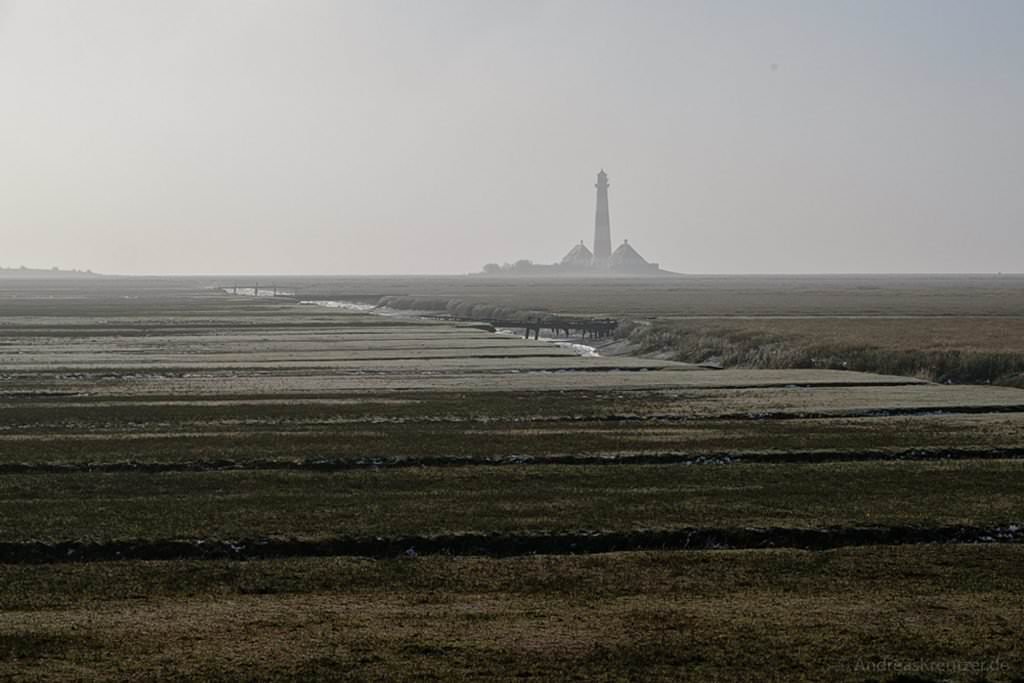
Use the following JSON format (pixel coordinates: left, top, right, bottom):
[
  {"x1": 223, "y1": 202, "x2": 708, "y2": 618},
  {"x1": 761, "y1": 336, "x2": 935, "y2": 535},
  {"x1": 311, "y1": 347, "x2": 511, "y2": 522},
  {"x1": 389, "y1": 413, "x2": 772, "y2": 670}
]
[
  {"x1": 257, "y1": 273, "x2": 1024, "y2": 317},
  {"x1": 1, "y1": 461, "x2": 1021, "y2": 542},
  {"x1": 3, "y1": 384, "x2": 1024, "y2": 466},
  {"x1": 0, "y1": 546, "x2": 1020, "y2": 681},
  {"x1": 235, "y1": 274, "x2": 1024, "y2": 388},
  {"x1": 1, "y1": 277, "x2": 1022, "y2": 680},
  {"x1": 615, "y1": 317, "x2": 1024, "y2": 387}
]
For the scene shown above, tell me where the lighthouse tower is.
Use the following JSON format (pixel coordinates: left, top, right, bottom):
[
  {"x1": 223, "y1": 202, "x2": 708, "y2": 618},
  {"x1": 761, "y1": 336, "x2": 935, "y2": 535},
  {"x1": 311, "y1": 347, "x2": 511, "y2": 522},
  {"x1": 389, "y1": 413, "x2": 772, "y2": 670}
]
[{"x1": 592, "y1": 170, "x2": 612, "y2": 266}]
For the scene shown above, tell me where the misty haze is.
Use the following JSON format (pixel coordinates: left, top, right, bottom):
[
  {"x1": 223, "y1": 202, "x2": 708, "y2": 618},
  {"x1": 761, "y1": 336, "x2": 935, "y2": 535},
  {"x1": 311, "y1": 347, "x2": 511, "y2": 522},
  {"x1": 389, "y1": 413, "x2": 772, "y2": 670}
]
[{"x1": 1, "y1": 2, "x2": 1023, "y2": 681}]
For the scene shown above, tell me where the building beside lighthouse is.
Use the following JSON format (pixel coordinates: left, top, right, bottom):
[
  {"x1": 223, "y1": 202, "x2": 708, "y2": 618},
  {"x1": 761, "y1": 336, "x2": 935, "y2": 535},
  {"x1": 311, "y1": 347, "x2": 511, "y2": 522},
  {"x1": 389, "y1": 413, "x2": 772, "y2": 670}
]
[
  {"x1": 482, "y1": 170, "x2": 666, "y2": 275},
  {"x1": 560, "y1": 169, "x2": 660, "y2": 273}
]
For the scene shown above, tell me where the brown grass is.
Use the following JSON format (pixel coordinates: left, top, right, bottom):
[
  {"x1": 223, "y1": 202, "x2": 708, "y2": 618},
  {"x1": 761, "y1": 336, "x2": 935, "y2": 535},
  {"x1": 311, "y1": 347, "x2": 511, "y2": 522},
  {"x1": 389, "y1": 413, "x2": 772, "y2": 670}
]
[
  {"x1": 1, "y1": 546, "x2": 1022, "y2": 681},
  {"x1": 1, "y1": 460, "x2": 1021, "y2": 542},
  {"x1": 3, "y1": 278, "x2": 1023, "y2": 681},
  {"x1": 619, "y1": 318, "x2": 1024, "y2": 387},
  {"x1": 269, "y1": 273, "x2": 1024, "y2": 317}
]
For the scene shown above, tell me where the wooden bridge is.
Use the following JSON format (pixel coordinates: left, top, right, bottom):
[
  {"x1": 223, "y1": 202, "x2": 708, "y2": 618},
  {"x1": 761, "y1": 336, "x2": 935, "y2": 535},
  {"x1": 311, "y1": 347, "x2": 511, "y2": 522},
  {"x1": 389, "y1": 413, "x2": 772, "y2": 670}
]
[{"x1": 470, "y1": 316, "x2": 618, "y2": 341}]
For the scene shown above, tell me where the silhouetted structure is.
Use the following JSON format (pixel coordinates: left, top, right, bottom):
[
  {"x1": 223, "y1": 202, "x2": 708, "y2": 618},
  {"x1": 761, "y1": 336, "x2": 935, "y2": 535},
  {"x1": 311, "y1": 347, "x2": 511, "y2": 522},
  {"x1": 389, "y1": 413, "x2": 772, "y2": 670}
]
[
  {"x1": 560, "y1": 241, "x2": 594, "y2": 267},
  {"x1": 593, "y1": 170, "x2": 612, "y2": 265},
  {"x1": 483, "y1": 170, "x2": 666, "y2": 275}
]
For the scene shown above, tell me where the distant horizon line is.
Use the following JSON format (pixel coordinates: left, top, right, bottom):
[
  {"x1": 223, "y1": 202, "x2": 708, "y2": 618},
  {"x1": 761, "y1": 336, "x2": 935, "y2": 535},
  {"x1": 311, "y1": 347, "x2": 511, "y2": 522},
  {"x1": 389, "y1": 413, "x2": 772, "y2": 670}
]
[{"x1": 3, "y1": 270, "x2": 1022, "y2": 279}]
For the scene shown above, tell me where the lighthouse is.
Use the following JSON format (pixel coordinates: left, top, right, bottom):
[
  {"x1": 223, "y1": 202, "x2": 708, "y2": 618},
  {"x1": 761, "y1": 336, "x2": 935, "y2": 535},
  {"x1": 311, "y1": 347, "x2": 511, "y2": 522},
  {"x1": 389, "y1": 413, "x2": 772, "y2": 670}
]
[
  {"x1": 487, "y1": 169, "x2": 666, "y2": 275},
  {"x1": 592, "y1": 170, "x2": 612, "y2": 266}
]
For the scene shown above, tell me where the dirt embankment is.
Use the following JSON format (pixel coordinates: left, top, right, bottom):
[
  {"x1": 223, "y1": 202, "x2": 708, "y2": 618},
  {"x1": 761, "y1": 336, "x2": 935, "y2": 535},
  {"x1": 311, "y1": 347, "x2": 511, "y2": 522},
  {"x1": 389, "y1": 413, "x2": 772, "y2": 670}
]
[{"x1": 1, "y1": 445, "x2": 1022, "y2": 476}]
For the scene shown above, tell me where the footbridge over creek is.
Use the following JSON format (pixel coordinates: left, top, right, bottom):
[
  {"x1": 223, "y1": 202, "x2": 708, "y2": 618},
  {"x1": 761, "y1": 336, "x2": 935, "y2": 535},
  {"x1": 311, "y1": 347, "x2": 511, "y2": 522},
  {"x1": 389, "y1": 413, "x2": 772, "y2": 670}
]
[{"x1": 428, "y1": 315, "x2": 619, "y2": 341}]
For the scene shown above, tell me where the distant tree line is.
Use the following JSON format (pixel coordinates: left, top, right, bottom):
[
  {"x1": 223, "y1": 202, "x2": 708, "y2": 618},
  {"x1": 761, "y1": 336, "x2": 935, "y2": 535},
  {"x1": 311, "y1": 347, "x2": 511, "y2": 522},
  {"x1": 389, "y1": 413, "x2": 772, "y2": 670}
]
[
  {"x1": 0, "y1": 265, "x2": 95, "y2": 274},
  {"x1": 481, "y1": 260, "x2": 538, "y2": 275}
]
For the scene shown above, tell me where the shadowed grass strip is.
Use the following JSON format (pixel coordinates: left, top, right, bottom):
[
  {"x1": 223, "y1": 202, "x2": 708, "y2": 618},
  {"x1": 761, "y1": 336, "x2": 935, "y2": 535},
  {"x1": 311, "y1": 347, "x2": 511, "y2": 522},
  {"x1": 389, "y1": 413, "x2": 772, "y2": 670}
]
[{"x1": 0, "y1": 461, "x2": 1020, "y2": 543}]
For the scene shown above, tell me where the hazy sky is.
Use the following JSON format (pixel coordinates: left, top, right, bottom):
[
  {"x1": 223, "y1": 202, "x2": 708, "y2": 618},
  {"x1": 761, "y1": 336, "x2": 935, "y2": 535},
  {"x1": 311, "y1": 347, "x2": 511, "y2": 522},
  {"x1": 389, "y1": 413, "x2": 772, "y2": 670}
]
[{"x1": 1, "y1": 0, "x2": 1022, "y2": 275}]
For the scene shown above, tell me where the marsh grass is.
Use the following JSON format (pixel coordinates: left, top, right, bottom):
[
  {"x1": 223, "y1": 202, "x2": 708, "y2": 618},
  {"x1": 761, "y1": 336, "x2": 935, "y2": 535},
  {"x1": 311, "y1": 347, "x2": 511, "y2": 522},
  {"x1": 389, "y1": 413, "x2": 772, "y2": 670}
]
[
  {"x1": 621, "y1": 319, "x2": 1024, "y2": 387},
  {"x1": 0, "y1": 632, "x2": 104, "y2": 663},
  {"x1": 0, "y1": 419, "x2": 1008, "y2": 464},
  {"x1": 283, "y1": 274, "x2": 1024, "y2": 317},
  {"x1": 0, "y1": 461, "x2": 1020, "y2": 542},
  {"x1": 3, "y1": 279, "x2": 1024, "y2": 681},
  {"x1": 1, "y1": 546, "x2": 1022, "y2": 680},
  {"x1": 3, "y1": 384, "x2": 1023, "y2": 467}
]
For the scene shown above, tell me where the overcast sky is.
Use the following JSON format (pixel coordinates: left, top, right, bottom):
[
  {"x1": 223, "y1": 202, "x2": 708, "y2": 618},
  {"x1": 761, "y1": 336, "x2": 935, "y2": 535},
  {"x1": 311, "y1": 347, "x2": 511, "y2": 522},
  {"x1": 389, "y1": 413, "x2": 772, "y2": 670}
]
[{"x1": 1, "y1": 0, "x2": 1022, "y2": 275}]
